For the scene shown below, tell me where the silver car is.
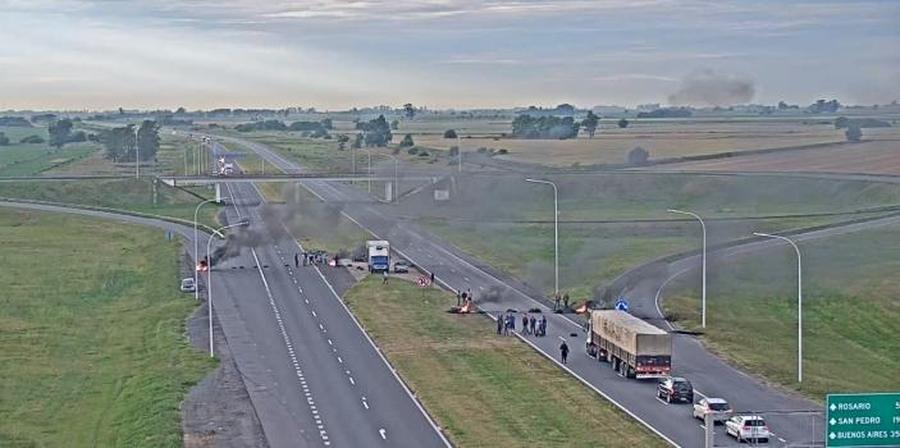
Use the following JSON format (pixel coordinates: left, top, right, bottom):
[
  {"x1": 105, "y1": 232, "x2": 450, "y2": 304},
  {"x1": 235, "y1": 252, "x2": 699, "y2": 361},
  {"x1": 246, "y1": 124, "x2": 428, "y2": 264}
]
[
  {"x1": 180, "y1": 278, "x2": 196, "y2": 293},
  {"x1": 693, "y1": 397, "x2": 732, "y2": 423}
]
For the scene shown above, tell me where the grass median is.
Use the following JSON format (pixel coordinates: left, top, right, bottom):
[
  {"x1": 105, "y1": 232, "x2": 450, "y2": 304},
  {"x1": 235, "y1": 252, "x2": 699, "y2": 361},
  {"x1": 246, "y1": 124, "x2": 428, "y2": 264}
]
[
  {"x1": 0, "y1": 208, "x2": 214, "y2": 447},
  {"x1": 344, "y1": 276, "x2": 666, "y2": 447},
  {"x1": 663, "y1": 225, "x2": 900, "y2": 400}
]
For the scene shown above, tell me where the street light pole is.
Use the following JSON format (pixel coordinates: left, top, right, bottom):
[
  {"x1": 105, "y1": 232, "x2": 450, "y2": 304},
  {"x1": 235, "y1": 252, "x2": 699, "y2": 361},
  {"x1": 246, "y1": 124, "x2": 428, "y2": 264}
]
[
  {"x1": 526, "y1": 178, "x2": 559, "y2": 296},
  {"x1": 753, "y1": 232, "x2": 803, "y2": 383},
  {"x1": 367, "y1": 148, "x2": 372, "y2": 193},
  {"x1": 456, "y1": 133, "x2": 462, "y2": 173},
  {"x1": 668, "y1": 209, "x2": 707, "y2": 328},
  {"x1": 206, "y1": 221, "x2": 245, "y2": 358},
  {"x1": 193, "y1": 198, "x2": 225, "y2": 300}
]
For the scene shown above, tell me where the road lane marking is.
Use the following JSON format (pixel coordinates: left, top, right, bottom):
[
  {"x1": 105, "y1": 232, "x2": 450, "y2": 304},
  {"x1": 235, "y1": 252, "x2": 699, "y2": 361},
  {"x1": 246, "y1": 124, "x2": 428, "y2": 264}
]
[{"x1": 379, "y1": 428, "x2": 387, "y2": 440}]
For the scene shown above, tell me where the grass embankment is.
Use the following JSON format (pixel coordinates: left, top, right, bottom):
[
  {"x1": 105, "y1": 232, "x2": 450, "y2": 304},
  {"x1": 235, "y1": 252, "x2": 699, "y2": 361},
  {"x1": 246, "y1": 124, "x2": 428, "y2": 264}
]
[
  {"x1": 0, "y1": 208, "x2": 214, "y2": 447},
  {"x1": 0, "y1": 126, "x2": 99, "y2": 176},
  {"x1": 0, "y1": 179, "x2": 220, "y2": 228},
  {"x1": 664, "y1": 226, "x2": 900, "y2": 400},
  {"x1": 418, "y1": 174, "x2": 900, "y2": 298},
  {"x1": 344, "y1": 277, "x2": 666, "y2": 448}
]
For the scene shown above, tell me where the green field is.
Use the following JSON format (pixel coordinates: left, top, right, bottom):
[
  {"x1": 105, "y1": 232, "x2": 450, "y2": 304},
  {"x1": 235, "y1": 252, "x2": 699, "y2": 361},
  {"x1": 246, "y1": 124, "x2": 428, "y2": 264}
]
[
  {"x1": 0, "y1": 126, "x2": 99, "y2": 176},
  {"x1": 414, "y1": 173, "x2": 900, "y2": 298},
  {"x1": 344, "y1": 277, "x2": 666, "y2": 448},
  {"x1": 0, "y1": 208, "x2": 214, "y2": 447},
  {"x1": 663, "y1": 226, "x2": 900, "y2": 399},
  {"x1": 0, "y1": 179, "x2": 220, "y2": 228}
]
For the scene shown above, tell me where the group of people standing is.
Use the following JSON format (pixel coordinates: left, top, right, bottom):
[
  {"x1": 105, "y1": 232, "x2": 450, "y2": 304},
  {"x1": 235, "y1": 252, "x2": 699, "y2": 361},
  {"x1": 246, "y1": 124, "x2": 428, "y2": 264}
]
[
  {"x1": 294, "y1": 251, "x2": 327, "y2": 268},
  {"x1": 496, "y1": 312, "x2": 547, "y2": 337}
]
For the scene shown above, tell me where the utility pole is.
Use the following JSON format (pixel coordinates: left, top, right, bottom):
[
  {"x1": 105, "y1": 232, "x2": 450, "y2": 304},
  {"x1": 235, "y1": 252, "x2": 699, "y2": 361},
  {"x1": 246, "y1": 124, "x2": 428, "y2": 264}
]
[
  {"x1": 525, "y1": 178, "x2": 559, "y2": 296},
  {"x1": 135, "y1": 127, "x2": 140, "y2": 179},
  {"x1": 753, "y1": 232, "x2": 803, "y2": 383},
  {"x1": 668, "y1": 209, "x2": 707, "y2": 328}
]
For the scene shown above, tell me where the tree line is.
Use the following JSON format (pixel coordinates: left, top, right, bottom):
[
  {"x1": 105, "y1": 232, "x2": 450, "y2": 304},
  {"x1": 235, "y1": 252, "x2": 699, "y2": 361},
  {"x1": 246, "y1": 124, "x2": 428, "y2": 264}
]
[{"x1": 100, "y1": 120, "x2": 160, "y2": 162}]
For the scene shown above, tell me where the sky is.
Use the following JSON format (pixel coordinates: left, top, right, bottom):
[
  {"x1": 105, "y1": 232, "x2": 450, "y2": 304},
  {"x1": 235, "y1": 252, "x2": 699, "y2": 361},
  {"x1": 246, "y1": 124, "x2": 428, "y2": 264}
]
[{"x1": 0, "y1": 0, "x2": 898, "y2": 110}]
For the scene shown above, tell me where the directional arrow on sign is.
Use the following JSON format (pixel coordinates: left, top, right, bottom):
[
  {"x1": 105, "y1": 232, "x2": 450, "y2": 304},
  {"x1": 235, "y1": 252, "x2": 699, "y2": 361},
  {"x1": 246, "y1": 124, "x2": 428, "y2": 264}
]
[
  {"x1": 830, "y1": 403, "x2": 836, "y2": 411},
  {"x1": 830, "y1": 432, "x2": 836, "y2": 440},
  {"x1": 830, "y1": 418, "x2": 836, "y2": 425}
]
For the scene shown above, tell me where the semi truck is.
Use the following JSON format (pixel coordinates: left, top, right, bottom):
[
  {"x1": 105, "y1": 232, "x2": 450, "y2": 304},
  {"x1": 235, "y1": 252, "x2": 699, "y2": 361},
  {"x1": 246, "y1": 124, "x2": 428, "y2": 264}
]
[
  {"x1": 585, "y1": 309, "x2": 672, "y2": 379},
  {"x1": 366, "y1": 240, "x2": 391, "y2": 273}
]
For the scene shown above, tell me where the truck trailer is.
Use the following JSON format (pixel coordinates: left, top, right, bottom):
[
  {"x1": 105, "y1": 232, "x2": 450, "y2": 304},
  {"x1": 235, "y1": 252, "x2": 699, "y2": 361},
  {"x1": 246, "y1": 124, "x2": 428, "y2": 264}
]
[
  {"x1": 585, "y1": 310, "x2": 672, "y2": 379},
  {"x1": 366, "y1": 240, "x2": 391, "y2": 273}
]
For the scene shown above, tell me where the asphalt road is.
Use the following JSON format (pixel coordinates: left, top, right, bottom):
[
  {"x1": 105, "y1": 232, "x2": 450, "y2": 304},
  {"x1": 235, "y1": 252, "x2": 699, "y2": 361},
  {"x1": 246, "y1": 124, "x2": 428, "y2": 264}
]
[
  {"x1": 217, "y1": 133, "x2": 900, "y2": 448},
  {"x1": 0, "y1": 197, "x2": 448, "y2": 448}
]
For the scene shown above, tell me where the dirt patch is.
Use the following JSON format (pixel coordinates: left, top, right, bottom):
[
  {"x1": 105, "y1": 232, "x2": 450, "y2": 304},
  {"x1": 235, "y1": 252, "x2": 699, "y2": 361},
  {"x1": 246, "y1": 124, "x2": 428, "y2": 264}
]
[
  {"x1": 181, "y1": 251, "x2": 269, "y2": 448},
  {"x1": 654, "y1": 138, "x2": 900, "y2": 175}
]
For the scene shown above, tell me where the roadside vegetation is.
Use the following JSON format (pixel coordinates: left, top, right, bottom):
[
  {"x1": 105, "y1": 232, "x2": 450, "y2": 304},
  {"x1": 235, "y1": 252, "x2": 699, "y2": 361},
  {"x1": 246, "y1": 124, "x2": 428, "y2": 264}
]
[
  {"x1": 663, "y1": 225, "x2": 900, "y2": 399},
  {"x1": 413, "y1": 174, "x2": 900, "y2": 299},
  {"x1": 344, "y1": 277, "x2": 667, "y2": 448},
  {"x1": 0, "y1": 208, "x2": 214, "y2": 447},
  {"x1": 0, "y1": 179, "x2": 220, "y2": 228}
]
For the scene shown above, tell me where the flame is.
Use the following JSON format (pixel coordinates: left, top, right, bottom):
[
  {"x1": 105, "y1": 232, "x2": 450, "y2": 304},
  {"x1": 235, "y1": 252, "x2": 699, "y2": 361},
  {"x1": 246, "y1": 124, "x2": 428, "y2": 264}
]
[
  {"x1": 575, "y1": 302, "x2": 588, "y2": 314},
  {"x1": 459, "y1": 300, "x2": 473, "y2": 313}
]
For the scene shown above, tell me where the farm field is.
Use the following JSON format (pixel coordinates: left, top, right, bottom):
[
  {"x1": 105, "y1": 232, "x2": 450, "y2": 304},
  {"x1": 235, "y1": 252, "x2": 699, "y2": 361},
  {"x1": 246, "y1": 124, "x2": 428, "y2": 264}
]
[
  {"x1": 0, "y1": 126, "x2": 99, "y2": 176},
  {"x1": 412, "y1": 119, "x2": 880, "y2": 167},
  {"x1": 663, "y1": 225, "x2": 900, "y2": 400},
  {"x1": 344, "y1": 276, "x2": 667, "y2": 448},
  {"x1": 652, "y1": 137, "x2": 900, "y2": 175},
  {"x1": 0, "y1": 208, "x2": 214, "y2": 447}
]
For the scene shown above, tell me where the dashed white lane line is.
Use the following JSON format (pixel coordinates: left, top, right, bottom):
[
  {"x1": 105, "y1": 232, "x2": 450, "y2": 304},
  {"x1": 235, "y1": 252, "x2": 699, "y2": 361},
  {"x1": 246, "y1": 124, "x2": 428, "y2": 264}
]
[
  {"x1": 379, "y1": 428, "x2": 387, "y2": 440},
  {"x1": 349, "y1": 376, "x2": 356, "y2": 385},
  {"x1": 312, "y1": 310, "x2": 317, "y2": 317},
  {"x1": 337, "y1": 356, "x2": 343, "y2": 364},
  {"x1": 362, "y1": 396, "x2": 369, "y2": 409}
]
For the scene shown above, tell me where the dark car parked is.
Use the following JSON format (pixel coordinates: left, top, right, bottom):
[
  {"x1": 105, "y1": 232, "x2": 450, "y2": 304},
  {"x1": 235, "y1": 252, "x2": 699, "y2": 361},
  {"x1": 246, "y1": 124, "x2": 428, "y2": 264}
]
[{"x1": 657, "y1": 376, "x2": 694, "y2": 403}]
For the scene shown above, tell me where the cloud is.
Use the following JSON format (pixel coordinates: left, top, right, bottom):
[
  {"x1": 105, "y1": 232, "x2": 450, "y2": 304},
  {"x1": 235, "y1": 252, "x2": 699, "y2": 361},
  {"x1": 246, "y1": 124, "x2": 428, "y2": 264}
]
[
  {"x1": 667, "y1": 69, "x2": 755, "y2": 106},
  {"x1": 592, "y1": 73, "x2": 677, "y2": 82}
]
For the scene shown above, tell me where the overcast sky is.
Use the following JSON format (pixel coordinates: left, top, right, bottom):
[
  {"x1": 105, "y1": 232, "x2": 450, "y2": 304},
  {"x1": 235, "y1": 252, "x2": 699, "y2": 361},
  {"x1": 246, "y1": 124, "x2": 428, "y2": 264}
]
[{"x1": 1, "y1": 0, "x2": 898, "y2": 110}]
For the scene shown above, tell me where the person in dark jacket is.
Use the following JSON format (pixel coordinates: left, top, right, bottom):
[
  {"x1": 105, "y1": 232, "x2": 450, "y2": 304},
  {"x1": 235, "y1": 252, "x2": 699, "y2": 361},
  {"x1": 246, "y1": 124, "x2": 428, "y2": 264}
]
[
  {"x1": 559, "y1": 341, "x2": 569, "y2": 364},
  {"x1": 496, "y1": 314, "x2": 504, "y2": 335}
]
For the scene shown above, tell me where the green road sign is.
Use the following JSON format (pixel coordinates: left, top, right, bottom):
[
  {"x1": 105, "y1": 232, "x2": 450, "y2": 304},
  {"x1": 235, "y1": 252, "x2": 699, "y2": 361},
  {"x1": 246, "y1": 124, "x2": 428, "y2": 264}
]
[{"x1": 826, "y1": 392, "x2": 900, "y2": 447}]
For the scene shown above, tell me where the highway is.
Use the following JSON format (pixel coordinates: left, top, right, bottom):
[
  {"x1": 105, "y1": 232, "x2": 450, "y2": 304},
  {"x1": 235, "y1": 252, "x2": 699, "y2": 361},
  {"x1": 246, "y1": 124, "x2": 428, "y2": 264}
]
[
  {"x1": 0, "y1": 195, "x2": 449, "y2": 448},
  {"x1": 216, "y1": 133, "x2": 900, "y2": 447}
]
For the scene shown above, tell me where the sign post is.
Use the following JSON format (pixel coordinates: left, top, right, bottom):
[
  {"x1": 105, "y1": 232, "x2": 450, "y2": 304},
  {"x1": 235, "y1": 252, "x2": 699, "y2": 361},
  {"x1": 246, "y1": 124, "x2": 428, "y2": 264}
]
[{"x1": 825, "y1": 392, "x2": 900, "y2": 447}]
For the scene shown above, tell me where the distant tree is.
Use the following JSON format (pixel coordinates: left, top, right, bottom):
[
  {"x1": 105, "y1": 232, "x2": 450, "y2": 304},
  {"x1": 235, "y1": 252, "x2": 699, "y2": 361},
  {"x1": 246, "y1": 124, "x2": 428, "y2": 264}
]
[
  {"x1": 399, "y1": 134, "x2": 415, "y2": 147},
  {"x1": 555, "y1": 103, "x2": 576, "y2": 116},
  {"x1": 136, "y1": 120, "x2": 160, "y2": 161},
  {"x1": 20, "y1": 135, "x2": 45, "y2": 144},
  {"x1": 321, "y1": 118, "x2": 333, "y2": 130},
  {"x1": 390, "y1": 119, "x2": 399, "y2": 130},
  {"x1": 175, "y1": 106, "x2": 187, "y2": 115},
  {"x1": 101, "y1": 125, "x2": 135, "y2": 162},
  {"x1": 68, "y1": 131, "x2": 87, "y2": 143},
  {"x1": 582, "y1": 111, "x2": 599, "y2": 138},
  {"x1": 403, "y1": 103, "x2": 415, "y2": 119},
  {"x1": 0, "y1": 132, "x2": 9, "y2": 146},
  {"x1": 834, "y1": 116, "x2": 850, "y2": 129},
  {"x1": 360, "y1": 115, "x2": 392, "y2": 147},
  {"x1": 48, "y1": 119, "x2": 74, "y2": 148},
  {"x1": 352, "y1": 133, "x2": 363, "y2": 149},
  {"x1": 118, "y1": 107, "x2": 124, "y2": 115},
  {"x1": 627, "y1": 146, "x2": 650, "y2": 165},
  {"x1": 448, "y1": 146, "x2": 459, "y2": 157},
  {"x1": 336, "y1": 134, "x2": 350, "y2": 151},
  {"x1": 845, "y1": 126, "x2": 862, "y2": 142},
  {"x1": 617, "y1": 118, "x2": 629, "y2": 129},
  {"x1": 512, "y1": 114, "x2": 580, "y2": 139},
  {"x1": 443, "y1": 129, "x2": 458, "y2": 139},
  {"x1": 808, "y1": 99, "x2": 841, "y2": 114}
]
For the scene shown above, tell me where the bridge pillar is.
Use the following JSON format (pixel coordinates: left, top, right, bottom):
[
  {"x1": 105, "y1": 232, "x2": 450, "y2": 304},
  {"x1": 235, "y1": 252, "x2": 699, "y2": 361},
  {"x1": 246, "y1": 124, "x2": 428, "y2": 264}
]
[{"x1": 215, "y1": 182, "x2": 223, "y2": 203}]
